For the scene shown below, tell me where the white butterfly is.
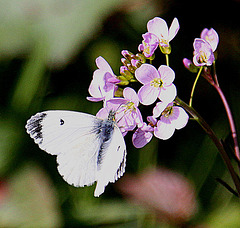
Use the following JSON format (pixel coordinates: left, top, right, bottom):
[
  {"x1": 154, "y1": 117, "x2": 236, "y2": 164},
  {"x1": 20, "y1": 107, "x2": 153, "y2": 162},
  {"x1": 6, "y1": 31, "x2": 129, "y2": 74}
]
[{"x1": 25, "y1": 110, "x2": 126, "y2": 197}]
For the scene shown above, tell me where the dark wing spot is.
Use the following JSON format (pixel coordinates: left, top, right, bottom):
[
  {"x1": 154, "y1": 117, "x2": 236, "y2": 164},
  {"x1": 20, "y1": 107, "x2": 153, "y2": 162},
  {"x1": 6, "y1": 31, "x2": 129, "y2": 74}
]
[{"x1": 60, "y1": 119, "x2": 64, "y2": 125}]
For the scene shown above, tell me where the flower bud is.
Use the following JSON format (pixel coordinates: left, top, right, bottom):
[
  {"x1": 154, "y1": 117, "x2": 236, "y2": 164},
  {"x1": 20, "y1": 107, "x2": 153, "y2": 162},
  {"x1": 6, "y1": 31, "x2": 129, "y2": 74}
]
[
  {"x1": 114, "y1": 87, "x2": 123, "y2": 97},
  {"x1": 160, "y1": 44, "x2": 171, "y2": 54},
  {"x1": 121, "y1": 50, "x2": 134, "y2": 61},
  {"x1": 135, "y1": 53, "x2": 146, "y2": 63},
  {"x1": 121, "y1": 58, "x2": 129, "y2": 66},
  {"x1": 120, "y1": 66, "x2": 134, "y2": 80},
  {"x1": 183, "y1": 58, "x2": 199, "y2": 73},
  {"x1": 117, "y1": 76, "x2": 129, "y2": 86}
]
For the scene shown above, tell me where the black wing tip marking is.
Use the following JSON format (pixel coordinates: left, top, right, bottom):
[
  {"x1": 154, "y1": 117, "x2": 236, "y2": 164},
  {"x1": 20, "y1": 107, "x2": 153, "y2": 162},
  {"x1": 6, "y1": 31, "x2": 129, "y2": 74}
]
[{"x1": 25, "y1": 112, "x2": 47, "y2": 144}]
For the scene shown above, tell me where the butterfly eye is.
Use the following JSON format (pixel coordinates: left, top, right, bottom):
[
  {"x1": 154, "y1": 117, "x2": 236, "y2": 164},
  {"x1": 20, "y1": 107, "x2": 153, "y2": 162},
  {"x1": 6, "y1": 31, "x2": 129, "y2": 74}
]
[{"x1": 60, "y1": 119, "x2": 64, "y2": 125}]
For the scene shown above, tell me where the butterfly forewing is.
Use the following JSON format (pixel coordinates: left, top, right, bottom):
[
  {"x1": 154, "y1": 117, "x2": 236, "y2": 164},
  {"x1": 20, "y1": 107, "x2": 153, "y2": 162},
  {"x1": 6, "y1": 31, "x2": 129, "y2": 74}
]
[
  {"x1": 26, "y1": 111, "x2": 100, "y2": 154},
  {"x1": 26, "y1": 111, "x2": 103, "y2": 186}
]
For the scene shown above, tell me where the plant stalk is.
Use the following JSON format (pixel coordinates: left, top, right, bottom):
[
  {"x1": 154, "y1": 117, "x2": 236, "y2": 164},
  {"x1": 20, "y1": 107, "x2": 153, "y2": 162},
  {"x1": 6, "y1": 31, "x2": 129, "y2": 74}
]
[
  {"x1": 213, "y1": 84, "x2": 240, "y2": 161},
  {"x1": 189, "y1": 66, "x2": 203, "y2": 107},
  {"x1": 175, "y1": 96, "x2": 240, "y2": 197}
]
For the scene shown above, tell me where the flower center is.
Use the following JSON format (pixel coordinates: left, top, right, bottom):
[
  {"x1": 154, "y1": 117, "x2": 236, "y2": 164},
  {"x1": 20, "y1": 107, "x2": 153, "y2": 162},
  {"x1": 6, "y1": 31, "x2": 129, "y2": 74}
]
[
  {"x1": 159, "y1": 39, "x2": 169, "y2": 47},
  {"x1": 119, "y1": 102, "x2": 136, "y2": 115},
  {"x1": 198, "y1": 50, "x2": 209, "y2": 63},
  {"x1": 125, "y1": 102, "x2": 135, "y2": 111},
  {"x1": 150, "y1": 78, "x2": 163, "y2": 88},
  {"x1": 158, "y1": 34, "x2": 169, "y2": 47},
  {"x1": 162, "y1": 106, "x2": 173, "y2": 118}
]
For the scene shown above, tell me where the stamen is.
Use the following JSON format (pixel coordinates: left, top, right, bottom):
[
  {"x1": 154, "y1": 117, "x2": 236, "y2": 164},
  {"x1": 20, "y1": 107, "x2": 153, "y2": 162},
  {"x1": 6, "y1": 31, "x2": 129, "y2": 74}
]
[{"x1": 150, "y1": 78, "x2": 163, "y2": 88}]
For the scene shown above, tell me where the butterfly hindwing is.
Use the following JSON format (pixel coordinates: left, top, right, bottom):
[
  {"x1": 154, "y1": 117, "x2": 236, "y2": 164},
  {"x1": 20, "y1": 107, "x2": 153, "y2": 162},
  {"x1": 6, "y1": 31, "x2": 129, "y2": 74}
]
[{"x1": 94, "y1": 123, "x2": 126, "y2": 197}]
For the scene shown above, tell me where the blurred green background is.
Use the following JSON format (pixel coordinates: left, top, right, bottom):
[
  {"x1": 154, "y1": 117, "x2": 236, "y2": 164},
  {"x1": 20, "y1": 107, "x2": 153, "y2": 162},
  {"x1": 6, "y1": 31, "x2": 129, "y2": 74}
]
[{"x1": 0, "y1": 0, "x2": 240, "y2": 227}]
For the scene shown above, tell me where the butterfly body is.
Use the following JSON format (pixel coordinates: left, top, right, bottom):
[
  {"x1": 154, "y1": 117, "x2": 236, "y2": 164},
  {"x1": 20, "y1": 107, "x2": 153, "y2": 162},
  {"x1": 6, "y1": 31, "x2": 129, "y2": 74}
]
[{"x1": 26, "y1": 110, "x2": 126, "y2": 197}]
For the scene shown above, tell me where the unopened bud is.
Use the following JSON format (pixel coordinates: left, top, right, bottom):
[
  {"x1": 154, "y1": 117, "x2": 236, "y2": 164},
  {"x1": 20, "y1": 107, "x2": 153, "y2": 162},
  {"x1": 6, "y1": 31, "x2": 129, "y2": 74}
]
[
  {"x1": 117, "y1": 76, "x2": 130, "y2": 86},
  {"x1": 160, "y1": 45, "x2": 171, "y2": 55},
  {"x1": 183, "y1": 58, "x2": 199, "y2": 73}
]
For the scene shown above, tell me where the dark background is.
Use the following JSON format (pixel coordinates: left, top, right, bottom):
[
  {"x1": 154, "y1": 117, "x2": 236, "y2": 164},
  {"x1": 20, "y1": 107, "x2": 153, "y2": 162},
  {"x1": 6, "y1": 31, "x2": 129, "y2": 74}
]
[{"x1": 0, "y1": 0, "x2": 239, "y2": 226}]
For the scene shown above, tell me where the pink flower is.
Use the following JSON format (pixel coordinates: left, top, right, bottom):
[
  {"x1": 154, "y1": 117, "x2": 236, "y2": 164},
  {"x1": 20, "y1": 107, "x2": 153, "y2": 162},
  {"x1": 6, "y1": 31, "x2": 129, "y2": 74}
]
[
  {"x1": 135, "y1": 64, "x2": 177, "y2": 105},
  {"x1": 153, "y1": 102, "x2": 189, "y2": 140},
  {"x1": 87, "y1": 56, "x2": 120, "y2": 102},
  {"x1": 147, "y1": 17, "x2": 180, "y2": 47},
  {"x1": 132, "y1": 116, "x2": 156, "y2": 148},
  {"x1": 200, "y1": 28, "x2": 219, "y2": 52},
  {"x1": 193, "y1": 38, "x2": 215, "y2": 67},
  {"x1": 138, "y1": 32, "x2": 159, "y2": 58},
  {"x1": 97, "y1": 87, "x2": 143, "y2": 135}
]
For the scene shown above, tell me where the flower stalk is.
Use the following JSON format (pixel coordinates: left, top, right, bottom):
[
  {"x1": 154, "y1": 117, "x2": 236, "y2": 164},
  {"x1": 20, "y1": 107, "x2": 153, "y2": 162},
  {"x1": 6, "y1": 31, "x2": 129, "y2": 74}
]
[
  {"x1": 165, "y1": 54, "x2": 169, "y2": 67},
  {"x1": 213, "y1": 83, "x2": 240, "y2": 161},
  {"x1": 189, "y1": 66, "x2": 203, "y2": 107},
  {"x1": 175, "y1": 96, "x2": 240, "y2": 197}
]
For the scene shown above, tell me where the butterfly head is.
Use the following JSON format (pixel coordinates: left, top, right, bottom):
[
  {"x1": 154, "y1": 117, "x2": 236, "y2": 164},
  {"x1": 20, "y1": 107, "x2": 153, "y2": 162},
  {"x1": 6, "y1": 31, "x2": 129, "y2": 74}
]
[{"x1": 107, "y1": 110, "x2": 116, "y2": 122}]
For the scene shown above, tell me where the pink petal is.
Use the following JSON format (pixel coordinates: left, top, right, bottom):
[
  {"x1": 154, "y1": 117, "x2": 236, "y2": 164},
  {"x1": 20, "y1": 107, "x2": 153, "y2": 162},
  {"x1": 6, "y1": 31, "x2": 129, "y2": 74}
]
[
  {"x1": 135, "y1": 64, "x2": 160, "y2": 85},
  {"x1": 138, "y1": 84, "x2": 159, "y2": 105},
  {"x1": 135, "y1": 108, "x2": 144, "y2": 126},
  {"x1": 88, "y1": 69, "x2": 104, "y2": 94},
  {"x1": 132, "y1": 127, "x2": 153, "y2": 148},
  {"x1": 173, "y1": 107, "x2": 189, "y2": 130},
  {"x1": 158, "y1": 84, "x2": 177, "y2": 103},
  {"x1": 154, "y1": 119, "x2": 175, "y2": 140},
  {"x1": 147, "y1": 17, "x2": 168, "y2": 41},
  {"x1": 153, "y1": 102, "x2": 168, "y2": 118},
  {"x1": 158, "y1": 65, "x2": 175, "y2": 85},
  {"x1": 123, "y1": 87, "x2": 139, "y2": 106},
  {"x1": 86, "y1": 96, "x2": 104, "y2": 102},
  {"x1": 168, "y1": 18, "x2": 180, "y2": 42},
  {"x1": 200, "y1": 28, "x2": 219, "y2": 52},
  {"x1": 96, "y1": 107, "x2": 109, "y2": 119},
  {"x1": 95, "y1": 56, "x2": 114, "y2": 74},
  {"x1": 105, "y1": 98, "x2": 127, "y2": 112}
]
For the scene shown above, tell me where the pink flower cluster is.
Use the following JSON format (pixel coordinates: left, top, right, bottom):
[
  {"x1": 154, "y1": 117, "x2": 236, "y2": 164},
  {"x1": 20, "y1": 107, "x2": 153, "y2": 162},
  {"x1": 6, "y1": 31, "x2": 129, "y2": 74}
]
[{"x1": 87, "y1": 17, "x2": 205, "y2": 148}]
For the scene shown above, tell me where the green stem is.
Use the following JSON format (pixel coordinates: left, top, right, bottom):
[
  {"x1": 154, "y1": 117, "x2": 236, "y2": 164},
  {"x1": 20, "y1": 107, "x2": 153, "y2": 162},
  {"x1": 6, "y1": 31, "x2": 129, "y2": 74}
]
[
  {"x1": 189, "y1": 66, "x2": 203, "y2": 107},
  {"x1": 175, "y1": 96, "x2": 240, "y2": 197},
  {"x1": 165, "y1": 54, "x2": 169, "y2": 66}
]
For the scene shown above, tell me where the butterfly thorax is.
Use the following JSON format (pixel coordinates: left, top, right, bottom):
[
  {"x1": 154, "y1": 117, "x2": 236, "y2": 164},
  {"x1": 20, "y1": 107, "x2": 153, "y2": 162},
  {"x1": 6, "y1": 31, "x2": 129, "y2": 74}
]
[{"x1": 100, "y1": 119, "x2": 114, "y2": 143}]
